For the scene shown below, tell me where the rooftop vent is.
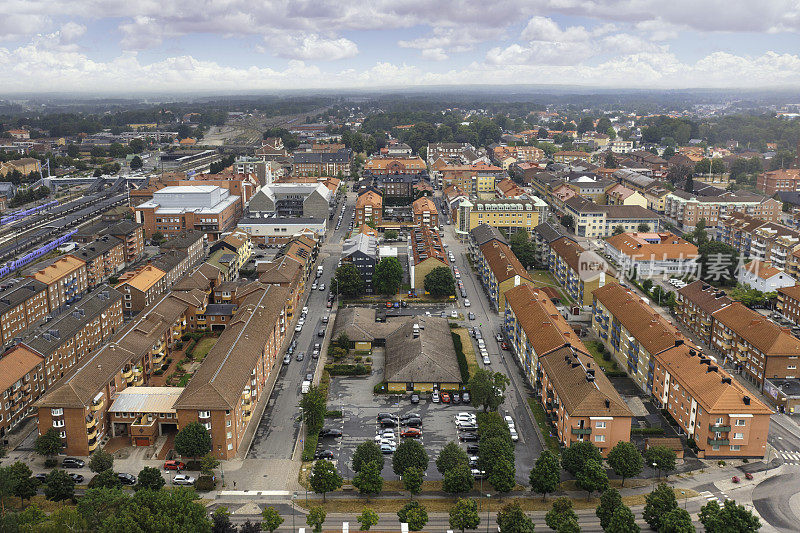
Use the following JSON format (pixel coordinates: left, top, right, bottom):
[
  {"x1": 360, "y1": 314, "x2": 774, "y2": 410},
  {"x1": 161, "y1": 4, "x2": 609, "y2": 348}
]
[
  {"x1": 674, "y1": 339, "x2": 684, "y2": 347},
  {"x1": 604, "y1": 399, "x2": 610, "y2": 408},
  {"x1": 743, "y1": 396, "x2": 751, "y2": 405},
  {"x1": 707, "y1": 365, "x2": 718, "y2": 373},
  {"x1": 689, "y1": 349, "x2": 696, "y2": 357},
  {"x1": 722, "y1": 377, "x2": 732, "y2": 385}
]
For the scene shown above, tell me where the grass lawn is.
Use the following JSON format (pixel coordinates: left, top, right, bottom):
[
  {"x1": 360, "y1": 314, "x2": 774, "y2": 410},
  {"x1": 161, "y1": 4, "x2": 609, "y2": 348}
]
[
  {"x1": 528, "y1": 269, "x2": 574, "y2": 305},
  {"x1": 584, "y1": 341, "x2": 620, "y2": 374},
  {"x1": 527, "y1": 398, "x2": 560, "y2": 453},
  {"x1": 192, "y1": 337, "x2": 217, "y2": 361}
]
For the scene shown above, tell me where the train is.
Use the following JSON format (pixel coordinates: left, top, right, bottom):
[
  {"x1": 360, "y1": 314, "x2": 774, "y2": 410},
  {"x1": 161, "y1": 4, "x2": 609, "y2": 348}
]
[
  {"x1": 0, "y1": 200, "x2": 59, "y2": 225},
  {"x1": 0, "y1": 229, "x2": 78, "y2": 278}
]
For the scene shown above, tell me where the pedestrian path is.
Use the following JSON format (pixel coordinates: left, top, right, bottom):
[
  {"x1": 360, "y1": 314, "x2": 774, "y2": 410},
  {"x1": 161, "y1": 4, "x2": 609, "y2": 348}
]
[
  {"x1": 699, "y1": 488, "x2": 730, "y2": 505},
  {"x1": 777, "y1": 450, "x2": 800, "y2": 465}
]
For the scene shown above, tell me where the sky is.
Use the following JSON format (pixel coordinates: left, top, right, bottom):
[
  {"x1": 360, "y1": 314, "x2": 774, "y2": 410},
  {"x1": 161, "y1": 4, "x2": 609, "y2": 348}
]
[{"x1": 3, "y1": 1, "x2": 800, "y2": 94}]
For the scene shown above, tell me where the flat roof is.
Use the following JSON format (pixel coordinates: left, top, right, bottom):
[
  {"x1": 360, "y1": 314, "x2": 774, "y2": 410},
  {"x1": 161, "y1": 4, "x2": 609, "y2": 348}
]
[{"x1": 108, "y1": 386, "x2": 183, "y2": 414}]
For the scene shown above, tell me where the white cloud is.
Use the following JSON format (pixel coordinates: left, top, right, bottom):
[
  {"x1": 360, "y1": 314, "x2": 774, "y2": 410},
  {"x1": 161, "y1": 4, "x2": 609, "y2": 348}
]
[
  {"x1": 264, "y1": 33, "x2": 358, "y2": 61},
  {"x1": 420, "y1": 48, "x2": 448, "y2": 61}
]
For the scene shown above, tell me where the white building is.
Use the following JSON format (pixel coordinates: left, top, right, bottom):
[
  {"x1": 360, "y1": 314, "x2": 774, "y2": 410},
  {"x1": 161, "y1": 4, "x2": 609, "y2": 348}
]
[
  {"x1": 737, "y1": 260, "x2": 796, "y2": 293},
  {"x1": 237, "y1": 217, "x2": 327, "y2": 244}
]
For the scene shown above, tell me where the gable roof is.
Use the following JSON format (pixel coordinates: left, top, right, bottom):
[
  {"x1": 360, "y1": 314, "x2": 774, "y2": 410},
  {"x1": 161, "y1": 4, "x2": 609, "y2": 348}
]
[
  {"x1": 384, "y1": 317, "x2": 461, "y2": 384},
  {"x1": 479, "y1": 241, "x2": 532, "y2": 284},
  {"x1": 676, "y1": 280, "x2": 732, "y2": 315},
  {"x1": 712, "y1": 302, "x2": 800, "y2": 356}
]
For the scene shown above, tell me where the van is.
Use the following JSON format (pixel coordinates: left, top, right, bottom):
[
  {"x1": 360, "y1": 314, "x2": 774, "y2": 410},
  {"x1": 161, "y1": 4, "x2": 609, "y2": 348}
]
[
  {"x1": 301, "y1": 380, "x2": 311, "y2": 394},
  {"x1": 316, "y1": 266, "x2": 324, "y2": 278}
]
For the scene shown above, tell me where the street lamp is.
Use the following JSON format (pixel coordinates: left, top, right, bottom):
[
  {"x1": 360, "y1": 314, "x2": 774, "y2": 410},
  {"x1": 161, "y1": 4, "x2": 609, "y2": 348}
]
[
  {"x1": 485, "y1": 494, "x2": 491, "y2": 533},
  {"x1": 681, "y1": 490, "x2": 686, "y2": 509},
  {"x1": 652, "y1": 462, "x2": 658, "y2": 490}
]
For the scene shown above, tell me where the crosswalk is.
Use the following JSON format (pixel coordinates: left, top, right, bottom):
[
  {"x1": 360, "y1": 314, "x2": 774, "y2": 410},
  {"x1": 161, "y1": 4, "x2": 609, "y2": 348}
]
[
  {"x1": 777, "y1": 450, "x2": 800, "y2": 464},
  {"x1": 699, "y1": 490, "x2": 729, "y2": 504}
]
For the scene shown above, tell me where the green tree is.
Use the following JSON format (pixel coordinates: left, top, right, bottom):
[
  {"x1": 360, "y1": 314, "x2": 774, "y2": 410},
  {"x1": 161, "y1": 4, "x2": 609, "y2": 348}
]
[
  {"x1": 437, "y1": 442, "x2": 470, "y2": 474},
  {"x1": 130, "y1": 155, "x2": 143, "y2": 170},
  {"x1": 76, "y1": 487, "x2": 129, "y2": 530},
  {"x1": 578, "y1": 117, "x2": 595, "y2": 134},
  {"x1": 698, "y1": 240, "x2": 737, "y2": 286},
  {"x1": 449, "y1": 498, "x2": 480, "y2": 533},
  {"x1": 14, "y1": 475, "x2": 38, "y2": 507},
  {"x1": 606, "y1": 441, "x2": 643, "y2": 487},
  {"x1": 612, "y1": 225, "x2": 625, "y2": 236},
  {"x1": 373, "y1": 257, "x2": 403, "y2": 295},
  {"x1": 711, "y1": 158, "x2": 726, "y2": 174},
  {"x1": 443, "y1": 464, "x2": 475, "y2": 494},
  {"x1": 310, "y1": 459, "x2": 343, "y2": 502},
  {"x1": 353, "y1": 441, "x2": 385, "y2": 473},
  {"x1": 300, "y1": 385, "x2": 327, "y2": 430},
  {"x1": 34, "y1": 428, "x2": 62, "y2": 459},
  {"x1": 643, "y1": 482, "x2": 678, "y2": 531},
  {"x1": 695, "y1": 158, "x2": 711, "y2": 174},
  {"x1": 488, "y1": 458, "x2": 516, "y2": 496},
  {"x1": 91, "y1": 469, "x2": 122, "y2": 489},
  {"x1": 261, "y1": 506, "x2": 284, "y2": 533},
  {"x1": 353, "y1": 460, "x2": 383, "y2": 498},
  {"x1": 545, "y1": 497, "x2": 579, "y2": 531},
  {"x1": 136, "y1": 466, "x2": 165, "y2": 491},
  {"x1": 660, "y1": 507, "x2": 695, "y2": 533},
  {"x1": 561, "y1": 441, "x2": 602, "y2": 476},
  {"x1": 530, "y1": 449, "x2": 561, "y2": 501},
  {"x1": 497, "y1": 502, "x2": 535, "y2": 533},
  {"x1": 212, "y1": 506, "x2": 236, "y2": 533},
  {"x1": 128, "y1": 138, "x2": 145, "y2": 153},
  {"x1": 604, "y1": 152, "x2": 617, "y2": 169},
  {"x1": 200, "y1": 453, "x2": 221, "y2": 476},
  {"x1": 335, "y1": 264, "x2": 365, "y2": 297},
  {"x1": 89, "y1": 449, "x2": 114, "y2": 473},
  {"x1": 509, "y1": 230, "x2": 537, "y2": 269},
  {"x1": 397, "y1": 501, "x2": 428, "y2": 531},
  {"x1": 43, "y1": 470, "x2": 75, "y2": 502},
  {"x1": 393, "y1": 440, "x2": 429, "y2": 476},
  {"x1": 607, "y1": 504, "x2": 639, "y2": 533},
  {"x1": 174, "y1": 422, "x2": 213, "y2": 461},
  {"x1": 478, "y1": 436, "x2": 514, "y2": 475},
  {"x1": 596, "y1": 488, "x2": 623, "y2": 530},
  {"x1": 384, "y1": 230, "x2": 398, "y2": 241},
  {"x1": 357, "y1": 507, "x2": 379, "y2": 531},
  {"x1": 637, "y1": 223, "x2": 650, "y2": 232},
  {"x1": 424, "y1": 266, "x2": 456, "y2": 298},
  {"x1": 67, "y1": 144, "x2": 80, "y2": 158},
  {"x1": 699, "y1": 499, "x2": 761, "y2": 533},
  {"x1": 644, "y1": 446, "x2": 677, "y2": 479},
  {"x1": 561, "y1": 214, "x2": 575, "y2": 231},
  {"x1": 576, "y1": 459, "x2": 608, "y2": 499},
  {"x1": 0, "y1": 466, "x2": 19, "y2": 514},
  {"x1": 468, "y1": 369, "x2": 510, "y2": 412},
  {"x1": 306, "y1": 506, "x2": 326, "y2": 533},
  {"x1": 402, "y1": 466, "x2": 424, "y2": 499}
]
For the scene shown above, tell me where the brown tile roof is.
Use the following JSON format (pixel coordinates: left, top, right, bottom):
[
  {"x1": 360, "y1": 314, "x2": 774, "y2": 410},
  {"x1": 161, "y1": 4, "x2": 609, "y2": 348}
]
[
  {"x1": 29, "y1": 256, "x2": 85, "y2": 284},
  {"x1": 742, "y1": 259, "x2": 783, "y2": 280},
  {"x1": 384, "y1": 317, "x2": 461, "y2": 384},
  {"x1": 539, "y1": 345, "x2": 632, "y2": 418},
  {"x1": 410, "y1": 227, "x2": 447, "y2": 265},
  {"x1": 173, "y1": 284, "x2": 288, "y2": 410},
  {"x1": 676, "y1": 280, "x2": 732, "y2": 315},
  {"x1": 605, "y1": 232, "x2": 698, "y2": 261},
  {"x1": 653, "y1": 343, "x2": 771, "y2": 414},
  {"x1": 593, "y1": 283, "x2": 690, "y2": 355},
  {"x1": 479, "y1": 241, "x2": 532, "y2": 284},
  {"x1": 258, "y1": 256, "x2": 302, "y2": 285},
  {"x1": 412, "y1": 196, "x2": 437, "y2": 215},
  {"x1": 356, "y1": 190, "x2": 383, "y2": 209},
  {"x1": 505, "y1": 285, "x2": 581, "y2": 355},
  {"x1": 778, "y1": 284, "x2": 800, "y2": 301},
  {"x1": 363, "y1": 156, "x2": 425, "y2": 171},
  {"x1": 548, "y1": 237, "x2": 585, "y2": 272},
  {"x1": 0, "y1": 345, "x2": 42, "y2": 394},
  {"x1": 713, "y1": 302, "x2": 800, "y2": 356}
]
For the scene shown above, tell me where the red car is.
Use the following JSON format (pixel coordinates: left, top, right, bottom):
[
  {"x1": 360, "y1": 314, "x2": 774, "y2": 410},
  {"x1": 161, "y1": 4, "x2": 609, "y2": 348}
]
[
  {"x1": 401, "y1": 428, "x2": 421, "y2": 438},
  {"x1": 385, "y1": 301, "x2": 393, "y2": 308},
  {"x1": 745, "y1": 472, "x2": 754, "y2": 480},
  {"x1": 441, "y1": 392, "x2": 451, "y2": 403},
  {"x1": 732, "y1": 476, "x2": 740, "y2": 483},
  {"x1": 164, "y1": 460, "x2": 185, "y2": 471},
  {"x1": 500, "y1": 342, "x2": 509, "y2": 350}
]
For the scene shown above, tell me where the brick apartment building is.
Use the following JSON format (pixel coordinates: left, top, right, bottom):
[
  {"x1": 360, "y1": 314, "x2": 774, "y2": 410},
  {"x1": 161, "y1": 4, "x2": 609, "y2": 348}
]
[
  {"x1": 27, "y1": 256, "x2": 88, "y2": 312},
  {"x1": 0, "y1": 280, "x2": 49, "y2": 348},
  {"x1": 74, "y1": 220, "x2": 145, "y2": 264},
  {"x1": 549, "y1": 237, "x2": 615, "y2": 306},
  {"x1": 355, "y1": 190, "x2": 383, "y2": 226},
  {"x1": 476, "y1": 240, "x2": 533, "y2": 312},
  {"x1": 664, "y1": 191, "x2": 781, "y2": 232},
  {"x1": 756, "y1": 168, "x2": 800, "y2": 196},
  {"x1": 717, "y1": 213, "x2": 800, "y2": 269},
  {"x1": 411, "y1": 196, "x2": 439, "y2": 229},
  {"x1": 69, "y1": 236, "x2": 126, "y2": 287},
  {"x1": 675, "y1": 281, "x2": 732, "y2": 344}
]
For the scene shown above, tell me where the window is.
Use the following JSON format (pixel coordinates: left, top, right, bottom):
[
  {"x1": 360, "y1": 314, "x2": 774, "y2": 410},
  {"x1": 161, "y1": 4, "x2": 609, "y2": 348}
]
[
  {"x1": 733, "y1": 433, "x2": 744, "y2": 440},
  {"x1": 227, "y1": 431, "x2": 232, "y2": 439},
  {"x1": 595, "y1": 421, "x2": 606, "y2": 429},
  {"x1": 730, "y1": 445, "x2": 741, "y2": 451},
  {"x1": 716, "y1": 417, "x2": 724, "y2": 424},
  {"x1": 227, "y1": 443, "x2": 233, "y2": 451},
  {"x1": 595, "y1": 434, "x2": 606, "y2": 443},
  {"x1": 735, "y1": 419, "x2": 746, "y2": 426},
  {"x1": 226, "y1": 420, "x2": 232, "y2": 427}
]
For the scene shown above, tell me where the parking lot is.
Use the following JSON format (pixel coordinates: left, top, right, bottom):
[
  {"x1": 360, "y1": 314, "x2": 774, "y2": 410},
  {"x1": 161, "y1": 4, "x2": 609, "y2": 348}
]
[{"x1": 320, "y1": 348, "x2": 479, "y2": 481}]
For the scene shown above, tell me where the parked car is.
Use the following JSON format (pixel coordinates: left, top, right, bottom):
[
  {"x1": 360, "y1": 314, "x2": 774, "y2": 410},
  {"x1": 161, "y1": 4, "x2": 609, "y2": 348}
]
[
  {"x1": 283, "y1": 354, "x2": 291, "y2": 365},
  {"x1": 302, "y1": 307, "x2": 309, "y2": 315},
  {"x1": 62, "y1": 458, "x2": 85, "y2": 469},
  {"x1": 460, "y1": 432, "x2": 479, "y2": 442},
  {"x1": 401, "y1": 428, "x2": 422, "y2": 438},
  {"x1": 380, "y1": 418, "x2": 398, "y2": 428},
  {"x1": 432, "y1": 391, "x2": 440, "y2": 403},
  {"x1": 34, "y1": 473, "x2": 48, "y2": 482},
  {"x1": 482, "y1": 355, "x2": 491, "y2": 365},
  {"x1": 377, "y1": 412, "x2": 394, "y2": 421},
  {"x1": 441, "y1": 392, "x2": 451, "y2": 403},
  {"x1": 306, "y1": 373, "x2": 314, "y2": 381},
  {"x1": 466, "y1": 444, "x2": 480, "y2": 454},
  {"x1": 464, "y1": 299, "x2": 471, "y2": 307},
  {"x1": 380, "y1": 443, "x2": 396, "y2": 454},
  {"x1": 462, "y1": 392, "x2": 470, "y2": 403},
  {"x1": 452, "y1": 393, "x2": 461, "y2": 403},
  {"x1": 509, "y1": 428, "x2": 519, "y2": 442},
  {"x1": 400, "y1": 413, "x2": 420, "y2": 422},
  {"x1": 296, "y1": 351, "x2": 305, "y2": 361},
  {"x1": 319, "y1": 428, "x2": 343, "y2": 438},
  {"x1": 468, "y1": 312, "x2": 475, "y2": 320},
  {"x1": 471, "y1": 468, "x2": 487, "y2": 480},
  {"x1": 68, "y1": 473, "x2": 85, "y2": 483},
  {"x1": 311, "y1": 282, "x2": 318, "y2": 290},
  {"x1": 410, "y1": 394, "x2": 420, "y2": 404},
  {"x1": 173, "y1": 474, "x2": 196, "y2": 485},
  {"x1": 318, "y1": 329, "x2": 326, "y2": 338},
  {"x1": 314, "y1": 450, "x2": 335, "y2": 460},
  {"x1": 295, "y1": 323, "x2": 303, "y2": 332},
  {"x1": 404, "y1": 418, "x2": 422, "y2": 428},
  {"x1": 117, "y1": 473, "x2": 137, "y2": 485},
  {"x1": 450, "y1": 310, "x2": 458, "y2": 318},
  {"x1": 458, "y1": 423, "x2": 478, "y2": 432},
  {"x1": 164, "y1": 460, "x2": 185, "y2": 471},
  {"x1": 745, "y1": 472, "x2": 754, "y2": 480},
  {"x1": 319, "y1": 284, "x2": 325, "y2": 291},
  {"x1": 732, "y1": 476, "x2": 740, "y2": 483}
]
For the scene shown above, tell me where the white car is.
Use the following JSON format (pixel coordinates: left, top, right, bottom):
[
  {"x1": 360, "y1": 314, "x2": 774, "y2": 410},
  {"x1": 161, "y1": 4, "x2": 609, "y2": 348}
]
[
  {"x1": 504, "y1": 416, "x2": 515, "y2": 428},
  {"x1": 319, "y1": 284, "x2": 326, "y2": 291},
  {"x1": 483, "y1": 355, "x2": 491, "y2": 365},
  {"x1": 450, "y1": 310, "x2": 458, "y2": 319},
  {"x1": 432, "y1": 391, "x2": 440, "y2": 403},
  {"x1": 464, "y1": 299, "x2": 471, "y2": 307},
  {"x1": 172, "y1": 474, "x2": 195, "y2": 485},
  {"x1": 302, "y1": 307, "x2": 309, "y2": 315},
  {"x1": 295, "y1": 324, "x2": 303, "y2": 332},
  {"x1": 311, "y1": 282, "x2": 318, "y2": 290},
  {"x1": 380, "y1": 443, "x2": 396, "y2": 454},
  {"x1": 449, "y1": 256, "x2": 455, "y2": 263},
  {"x1": 509, "y1": 428, "x2": 519, "y2": 442},
  {"x1": 455, "y1": 413, "x2": 476, "y2": 423}
]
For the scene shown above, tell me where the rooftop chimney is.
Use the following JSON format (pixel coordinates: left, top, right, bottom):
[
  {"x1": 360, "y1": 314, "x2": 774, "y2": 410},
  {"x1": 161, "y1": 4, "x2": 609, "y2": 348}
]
[
  {"x1": 604, "y1": 399, "x2": 610, "y2": 408},
  {"x1": 743, "y1": 396, "x2": 751, "y2": 405}
]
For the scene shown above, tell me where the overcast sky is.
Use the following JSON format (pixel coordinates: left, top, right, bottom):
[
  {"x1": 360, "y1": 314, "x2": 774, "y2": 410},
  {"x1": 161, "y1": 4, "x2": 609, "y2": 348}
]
[{"x1": 3, "y1": 1, "x2": 800, "y2": 93}]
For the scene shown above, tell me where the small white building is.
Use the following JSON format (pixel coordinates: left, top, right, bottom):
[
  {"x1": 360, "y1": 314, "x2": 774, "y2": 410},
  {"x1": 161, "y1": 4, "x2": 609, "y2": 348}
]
[
  {"x1": 237, "y1": 216, "x2": 327, "y2": 244},
  {"x1": 737, "y1": 259, "x2": 796, "y2": 293}
]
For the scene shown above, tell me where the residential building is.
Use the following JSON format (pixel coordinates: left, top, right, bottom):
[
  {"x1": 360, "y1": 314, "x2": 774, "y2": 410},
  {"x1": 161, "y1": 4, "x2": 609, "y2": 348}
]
[
  {"x1": 440, "y1": 163, "x2": 503, "y2": 193},
  {"x1": 412, "y1": 197, "x2": 439, "y2": 229},
  {"x1": 0, "y1": 280, "x2": 50, "y2": 348},
  {"x1": 564, "y1": 174, "x2": 614, "y2": 203},
  {"x1": 603, "y1": 232, "x2": 698, "y2": 278},
  {"x1": 258, "y1": 255, "x2": 304, "y2": 318},
  {"x1": 496, "y1": 178, "x2": 525, "y2": 199},
  {"x1": 664, "y1": 191, "x2": 781, "y2": 232},
  {"x1": 247, "y1": 183, "x2": 333, "y2": 220},
  {"x1": 533, "y1": 221, "x2": 569, "y2": 269},
  {"x1": 426, "y1": 143, "x2": 475, "y2": 166},
  {"x1": 504, "y1": 284, "x2": 633, "y2": 455},
  {"x1": 207, "y1": 249, "x2": 240, "y2": 282},
  {"x1": 74, "y1": 220, "x2": 145, "y2": 264},
  {"x1": 675, "y1": 281, "x2": 732, "y2": 345},
  {"x1": 234, "y1": 156, "x2": 271, "y2": 186},
  {"x1": 549, "y1": 237, "x2": 615, "y2": 306},
  {"x1": 292, "y1": 149, "x2": 351, "y2": 176},
  {"x1": 371, "y1": 174, "x2": 418, "y2": 199},
  {"x1": 28, "y1": 256, "x2": 88, "y2": 312},
  {"x1": 608, "y1": 140, "x2": 634, "y2": 154},
  {"x1": 456, "y1": 197, "x2": 542, "y2": 236},
  {"x1": 711, "y1": 302, "x2": 800, "y2": 388},
  {"x1": 605, "y1": 184, "x2": 647, "y2": 208},
  {"x1": 210, "y1": 229, "x2": 253, "y2": 274},
  {"x1": 238, "y1": 217, "x2": 327, "y2": 244},
  {"x1": 0, "y1": 158, "x2": 40, "y2": 178},
  {"x1": 355, "y1": 190, "x2": 383, "y2": 226},
  {"x1": 553, "y1": 151, "x2": 591, "y2": 164},
  {"x1": 756, "y1": 168, "x2": 800, "y2": 196},
  {"x1": 135, "y1": 185, "x2": 242, "y2": 242},
  {"x1": 342, "y1": 234, "x2": 379, "y2": 293},
  {"x1": 468, "y1": 224, "x2": 507, "y2": 264},
  {"x1": 778, "y1": 285, "x2": 800, "y2": 325},
  {"x1": 651, "y1": 342, "x2": 772, "y2": 458},
  {"x1": 717, "y1": 213, "x2": 800, "y2": 269},
  {"x1": 737, "y1": 260, "x2": 796, "y2": 292},
  {"x1": 476, "y1": 240, "x2": 533, "y2": 312},
  {"x1": 562, "y1": 196, "x2": 660, "y2": 238},
  {"x1": 159, "y1": 230, "x2": 206, "y2": 270},
  {"x1": 69, "y1": 236, "x2": 126, "y2": 288},
  {"x1": 363, "y1": 156, "x2": 426, "y2": 175},
  {"x1": 115, "y1": 265, "x2": 167, "y2": 313},
  {"x1": 409, "y1": 227, "x2": 448, "y2": 291},
  {"x1": 642, "y1": 182, "x2": 671, "y2": 214}
]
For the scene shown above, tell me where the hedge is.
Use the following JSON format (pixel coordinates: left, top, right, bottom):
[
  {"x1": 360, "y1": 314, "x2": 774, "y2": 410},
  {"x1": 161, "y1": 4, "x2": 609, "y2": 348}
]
[
  {"x1": 195, "y1": 475, "x2": 215, "y2": 491},
  {"x1": 451, "y1": 332, "x2": 470, "y2": 383},
  {"x1": 631, "y1": 427, "x2": 665, "y2": 435},
  {"x1": 302, "y1": 432, "x2": 320, "y2": 461},
  {"x1": 324, "y1": 363, "x2": 371, "y2": 375}
]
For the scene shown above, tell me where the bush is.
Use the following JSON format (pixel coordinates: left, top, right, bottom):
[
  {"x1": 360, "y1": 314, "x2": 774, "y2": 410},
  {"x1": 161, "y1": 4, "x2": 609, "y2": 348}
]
[
  {"x1": 630, "y1": 427, "x2": 665, "y2": 435},
  {"x1": 325, "y1": 410, "x2": 343, "y2": 418},
  {"x1": 374, "y1": 382, "x2": 387, "y2": 394},
  {"x1": 44, "y1": 458, "x2": 57, "y2": 468},
  {"x1": 195, "y1": 475, "x2": 216, "y2": 491},
  {"x1": 451, "y1": 332, "x2": 470, "y2": 383},
  {"x1": 153, "y1": 369, "x2": 164, "y2": 376},
  {"x1": 302, "y1": 434, "x2": 320, "y2": 462},
  {"x1": 717, "y1": 460, "x2": 726, "y2": 466},
  {"x1": 742, "y1": 458, "x2": 749, "y2": 463}
]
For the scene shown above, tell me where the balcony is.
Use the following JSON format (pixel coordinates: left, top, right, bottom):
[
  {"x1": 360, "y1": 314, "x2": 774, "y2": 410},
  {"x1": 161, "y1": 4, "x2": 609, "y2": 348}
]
[
  {"x1": 121, "y1": 367, "x2": 132, "y2": 379},
  {"x1": 707, "y1": 437, "x2": 729, "y2": 446},
  {"x1": 52, "y1": 419, "x2": 65, "y2": 428},
  {"x1": 243, "y1": 410, "x2": 252, "y2": 422},
  {"x1": 87, "y1": 426, "x2": 98, "y2": 440},
  {"x1": 51, "y1": 408, "x2": 64, "y2": 417},
  {"x1": 152, "y1": 352, "x2": 165, "y2": 365},
  {"x1": 86, "y1": 416, "x2": 97, "y2": 430},
  {"x1": 88, "y1": 439, "x2": 99, "y2": 452},
  {"x1": 571, "y1": 427, "x2": 592, "y2": 436},
  {"x1": 125, "y1": 373, "x2": 135, "y2": 385},
  {"x1": 91, "y1": 399, "x2": 105, "y2": 412},
  {"x1": 133, "y1": 375, "x2": 144, "y2": 386},
  {"x1": 709, "y1": 424, "x2": 731, "y2": 432}
]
